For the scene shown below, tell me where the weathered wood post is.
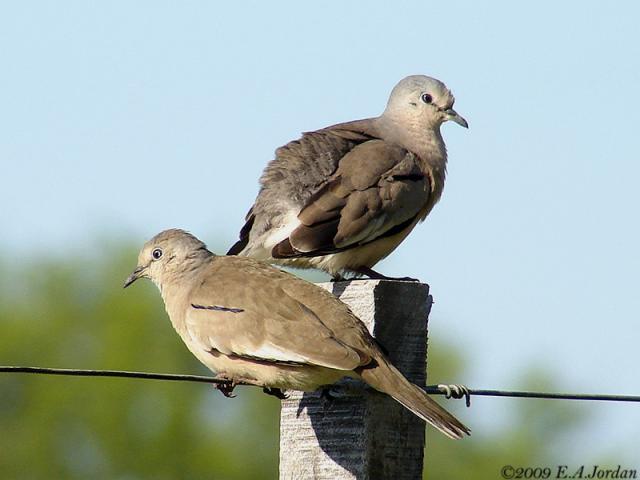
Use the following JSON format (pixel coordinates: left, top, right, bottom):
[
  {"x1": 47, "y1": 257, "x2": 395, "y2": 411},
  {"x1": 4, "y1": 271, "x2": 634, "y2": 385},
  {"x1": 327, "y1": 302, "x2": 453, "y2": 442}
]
[{"x1": 279, "y1": 279, "x2": 433, "y2": 479}]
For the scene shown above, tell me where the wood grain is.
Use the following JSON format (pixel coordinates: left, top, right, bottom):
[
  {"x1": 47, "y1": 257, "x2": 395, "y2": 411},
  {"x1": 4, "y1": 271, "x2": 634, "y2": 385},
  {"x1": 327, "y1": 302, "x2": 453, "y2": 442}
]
[{"x1": 279, "y1": 280, "x2": 432, "y2": 480}]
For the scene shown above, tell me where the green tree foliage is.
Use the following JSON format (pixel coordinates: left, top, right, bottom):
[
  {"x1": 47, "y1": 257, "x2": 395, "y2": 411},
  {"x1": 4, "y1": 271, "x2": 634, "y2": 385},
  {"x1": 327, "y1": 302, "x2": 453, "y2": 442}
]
[
  {"x1": 0, "y1": 246, "x2": 280, "y2": 479},
  {"x1": 0, "y1": 244, "x2": 600, "y2": 479},
  {"x1": 424, "y1": 342, "x2": 588, "y2": 479}
]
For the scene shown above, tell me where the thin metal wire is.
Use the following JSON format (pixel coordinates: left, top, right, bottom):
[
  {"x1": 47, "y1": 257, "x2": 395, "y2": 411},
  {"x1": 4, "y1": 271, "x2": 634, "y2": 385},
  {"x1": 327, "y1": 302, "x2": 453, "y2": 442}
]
[
  {"x1": 0, "y1": 366, "x2": 259, "y2": 387},
  {"x1": 444, "y1": 388, "x2": 640, "y2": 403},
  {"x1": 2, "y1": 366, "x2": 639, "y2": 403}
]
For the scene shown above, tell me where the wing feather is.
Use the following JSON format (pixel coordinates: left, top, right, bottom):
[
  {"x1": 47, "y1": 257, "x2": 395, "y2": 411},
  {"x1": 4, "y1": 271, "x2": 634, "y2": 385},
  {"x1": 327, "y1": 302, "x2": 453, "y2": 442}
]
[
  {"x1": 184, "y1": 261, "x2": 369, "y2": 371},
  {"x1": 273, "y1": 141, "x2": 430, "y2": 258}
]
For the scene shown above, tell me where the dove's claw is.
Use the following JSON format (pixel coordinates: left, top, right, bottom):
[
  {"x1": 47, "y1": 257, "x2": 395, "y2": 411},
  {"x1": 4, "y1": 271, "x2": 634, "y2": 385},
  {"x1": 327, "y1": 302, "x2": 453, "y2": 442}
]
[
  {"x1": 263, "y1": 387, "x2": 289, "y2": 400},
  {"x1": 320, "y1": 386, "x2": 338, "y2": 403},
  {"x1": 215, "y1": 381, "x2": 237, "y2": 398},
  {"x1": 352, "y1": 266, "x2": 419, "y2": 282}
]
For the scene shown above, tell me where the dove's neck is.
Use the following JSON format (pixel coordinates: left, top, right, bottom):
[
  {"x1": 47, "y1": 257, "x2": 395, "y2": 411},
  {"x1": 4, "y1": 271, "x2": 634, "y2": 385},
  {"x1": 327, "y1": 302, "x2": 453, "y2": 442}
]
[
  {"x1": 155, "y1": 253, "x2": 214, "y2": 326},
  {"x1": 374, "y1": 115, "x2": 448, "y2": 172}
]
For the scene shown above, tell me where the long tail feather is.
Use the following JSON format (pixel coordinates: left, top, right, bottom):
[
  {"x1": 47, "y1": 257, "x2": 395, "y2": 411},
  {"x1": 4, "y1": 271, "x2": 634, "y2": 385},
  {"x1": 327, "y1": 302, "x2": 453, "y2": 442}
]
[{"x1": 359, "y1": 357, "x2": 470, "y2": 439}]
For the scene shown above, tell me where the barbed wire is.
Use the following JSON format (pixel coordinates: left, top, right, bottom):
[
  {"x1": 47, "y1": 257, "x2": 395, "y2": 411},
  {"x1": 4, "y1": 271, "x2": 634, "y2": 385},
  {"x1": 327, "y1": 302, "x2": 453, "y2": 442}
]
[{"x1": 2, "y1": 366, "x2": 639, "y2": 406}]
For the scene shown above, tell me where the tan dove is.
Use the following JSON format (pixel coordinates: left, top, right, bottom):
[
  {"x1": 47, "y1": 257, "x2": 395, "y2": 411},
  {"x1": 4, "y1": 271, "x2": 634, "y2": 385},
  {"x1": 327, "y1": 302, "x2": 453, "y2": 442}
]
[
  {"x1": 125, "y1": 229, "x2": 470, "y2": 439},
  {"x1": 228, "y1": 75, "x2": 467, "y2": 280}
]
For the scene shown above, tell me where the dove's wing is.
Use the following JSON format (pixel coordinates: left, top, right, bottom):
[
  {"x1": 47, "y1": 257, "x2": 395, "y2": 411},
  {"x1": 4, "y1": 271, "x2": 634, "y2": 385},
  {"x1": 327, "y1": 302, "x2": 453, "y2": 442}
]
[
  {"x1": 272, "y1": 139, "x2": 430, "y2": 258},
  {"x1": 184, "y1": 257, "x2": 371, "y2": 370},
  {"x1": 227, "y1": 122, "x2": 376, "y2": 256}
]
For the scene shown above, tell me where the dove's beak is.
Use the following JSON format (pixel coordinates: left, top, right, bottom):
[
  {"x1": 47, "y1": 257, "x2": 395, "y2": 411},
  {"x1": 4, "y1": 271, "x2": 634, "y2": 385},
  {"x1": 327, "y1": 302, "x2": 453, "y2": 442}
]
[
  {"x1": 124, "y1": 265, "x2": 146, "y2": 288},
  {"x1": 445, "y1": 108, "x2": 469, "y2": 128}
]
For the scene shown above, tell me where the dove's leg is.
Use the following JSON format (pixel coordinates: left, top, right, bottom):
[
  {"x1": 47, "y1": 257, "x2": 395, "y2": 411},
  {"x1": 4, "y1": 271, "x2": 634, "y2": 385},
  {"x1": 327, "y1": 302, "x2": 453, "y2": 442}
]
[
  {"x1": 320, "y1": 386, "x2": 338, "y2": 402},
  {"x1": 263, "y1": 387, "x2": 289, "y2": 399},
  {"x1": 215, "y1": 381, "x2": 237, "y2": 398},
  {"x1": 352, "y1": 266, "x2": 419, "y2": 282}
]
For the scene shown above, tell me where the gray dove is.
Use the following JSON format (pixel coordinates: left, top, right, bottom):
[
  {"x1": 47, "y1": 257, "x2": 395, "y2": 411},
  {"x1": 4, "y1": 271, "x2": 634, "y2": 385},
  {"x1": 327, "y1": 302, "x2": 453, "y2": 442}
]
[
  {"x1": 228, "y1": 75, "x2": 467, "y2": 280},
  {"x1": 125, "y1": 229, "x2": 470, "y2": 439}
]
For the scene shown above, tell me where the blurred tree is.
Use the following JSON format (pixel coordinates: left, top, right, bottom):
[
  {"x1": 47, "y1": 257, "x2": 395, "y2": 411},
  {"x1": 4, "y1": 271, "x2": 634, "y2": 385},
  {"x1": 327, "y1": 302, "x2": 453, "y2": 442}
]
[
  {"x1": 0, "y1": 242, "x2": 610, "y2": 479},
  {"x1": 0, "y1": 245, "x2": 280, "y2": 480},
  {"x1": 424, "y1": 342, "x2": 588, "y2": 479}
]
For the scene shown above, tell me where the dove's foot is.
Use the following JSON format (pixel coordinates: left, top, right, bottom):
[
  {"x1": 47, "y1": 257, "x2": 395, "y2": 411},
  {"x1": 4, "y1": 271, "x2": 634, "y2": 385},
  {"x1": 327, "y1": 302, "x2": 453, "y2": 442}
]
[
  {"x1": 352, "y1": 266, "x2": 419, "y2": 282},
  {"x1": 215, "y1": 381, "x2": 237, "y2": 398},
  {"x1": 263, "y1": 387, "x2": 289, "y2": 400},
  {"x1": 320, "y1": 386, "x2": 338, "y2": 402},
  {"x1": 320, "y1": 385, "x2": 348, "y2": 407}
]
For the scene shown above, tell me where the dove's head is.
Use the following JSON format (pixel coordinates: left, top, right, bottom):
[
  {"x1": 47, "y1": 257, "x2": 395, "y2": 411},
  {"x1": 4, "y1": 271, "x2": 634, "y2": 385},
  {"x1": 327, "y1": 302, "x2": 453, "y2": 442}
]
[
  {"x1": 124, "y1": 229, "x2": 211, "y2": 288},
  {"x1": 383, "y1": 75, "x2": 467, "y2": 129}
]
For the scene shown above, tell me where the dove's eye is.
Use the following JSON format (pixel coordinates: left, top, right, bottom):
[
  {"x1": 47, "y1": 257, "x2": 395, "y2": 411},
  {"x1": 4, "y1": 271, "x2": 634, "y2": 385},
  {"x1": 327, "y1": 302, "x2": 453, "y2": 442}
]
[
  {"x1": 152, "y1": 248, "x2": 163, "y2": 260},
  {"x1": 421, "y1": 93, "x2": 433, "y2": 104}
]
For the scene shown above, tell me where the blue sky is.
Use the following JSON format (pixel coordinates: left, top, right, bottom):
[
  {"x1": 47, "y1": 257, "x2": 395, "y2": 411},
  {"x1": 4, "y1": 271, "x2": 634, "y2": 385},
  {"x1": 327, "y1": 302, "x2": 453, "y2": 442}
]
[{"x1": 1, "y1": 1, "x2": 639, "y2": 460}]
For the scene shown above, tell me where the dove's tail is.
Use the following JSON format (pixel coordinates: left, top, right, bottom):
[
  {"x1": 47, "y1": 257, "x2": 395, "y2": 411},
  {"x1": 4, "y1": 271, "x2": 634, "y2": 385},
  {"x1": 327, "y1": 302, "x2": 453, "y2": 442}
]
[{"x1": 358, "y1": 356, "x2": 470, "y2": 439}]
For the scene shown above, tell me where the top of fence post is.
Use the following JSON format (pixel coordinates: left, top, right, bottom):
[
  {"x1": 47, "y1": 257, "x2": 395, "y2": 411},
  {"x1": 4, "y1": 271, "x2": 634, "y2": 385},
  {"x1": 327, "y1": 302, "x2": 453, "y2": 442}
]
[{"x1": 279, "y1": 279, "x2": 433, "y2": 480}]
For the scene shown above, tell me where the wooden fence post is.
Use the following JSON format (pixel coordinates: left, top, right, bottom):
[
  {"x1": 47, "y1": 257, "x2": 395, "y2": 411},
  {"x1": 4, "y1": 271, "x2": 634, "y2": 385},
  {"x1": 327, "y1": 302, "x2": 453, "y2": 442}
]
[{"x1": 279, "y1": 279, "x2": 433, "y2": 480}]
